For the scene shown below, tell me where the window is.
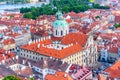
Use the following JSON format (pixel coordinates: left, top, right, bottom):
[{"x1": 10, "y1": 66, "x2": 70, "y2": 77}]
[
  {"x1": 66, "y1": 30, "x2": 67, "y2": 34},
  {"x1": 61, "y1": 31, "x2": 63, "y2": 35},
  {"x1": 56, "y1": 30, "x2": 57, "y2": 35}
]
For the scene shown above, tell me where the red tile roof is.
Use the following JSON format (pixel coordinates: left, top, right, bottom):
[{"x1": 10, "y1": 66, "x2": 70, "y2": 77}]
[
  {"x1": 108, "y1": 47, "x2": 118, "y2": 54},
  {"x1": 21, "y1": 38, "x2": 82, "y2": 59},
  {"x1": 45, "y1": 71, "x2": 73, "y2": 80},
  {"x1": 104, "y1": 61, "x2": 120, "y2": 78},
  {"x1": 0, "y1": 48, "x2": 15, "y2": 61},
  {"x1": 3, "y1": 38, "x2": 15, "y2": 45},
  {"x1": 62, "y1": 32, "x2": 88, "y2": 47}
]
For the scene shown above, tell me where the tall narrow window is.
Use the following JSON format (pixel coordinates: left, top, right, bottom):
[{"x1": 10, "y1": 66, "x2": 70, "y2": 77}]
[
  {"x1": 66, "y1": 30, "x2": 67, "y2": 34},
  {"x1": 56, "y1": 30, "x2": 57, "y2": 35},
  {"x1": 61, "y1": 31, "x2": 63, "y2": 35}
]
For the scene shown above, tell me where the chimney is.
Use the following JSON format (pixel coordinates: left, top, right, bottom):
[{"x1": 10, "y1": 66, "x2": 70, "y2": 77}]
[
  {"x1": 28, "y1": 41, "x2": 31, "y2": 45},
  {"x1": 28, "y1": 62, "x2": 31, "y2": 67},
  {"x1": 71, "y1": 43, "x2": 73, "y2": 46},
  {"x1": 13, "y1": 57, "x2": 14, "y2": 60},
  {"x1": 33, "y1": 40, "x2": 35, "y2": 43},
  {"x1": 107, "y1": 46, "x2": 110, "y2": 50},
  {"x1": 64, "y1": 74, "x2": 67, "y2": 78},
  {"x1": 2, "y1": 60, "x2": 5, "y2": 64},
  {"x1": 39, "y1": 38, "x2": 40, "y2": 42},
  {"x1": 50, "y1": 56, "x2": 52, "y2": 59},
  {"x1": 44, "y1": 60, "x2": 47, "y2": 65},
  {"x1": 43, "y1": 37, "x2": 45, "y2": 40},
  {"x1": 42, "y1": 44, "x2": 44, "y2": 47},
  {"x1": 16, "y1": 55, "x2": 18, "y2": 60},
  {"x1": 37, "y1": 44, "x2": 40, "y2": 48},
  {"x1": 41, "y1": 38, "x2": 43, "y2": 41},
  {"x1": 5, "y1": 51, "x2": 7, "y2": 54},
  {"x1": 62, "y1": 61, "x2": 64, "y2": 64},
  {"x1": 23, "y1": 60, "x2": 25, "y2": 64},
  {"x1": 8, "y1": 51, "x2": 10, "y2": 54}
]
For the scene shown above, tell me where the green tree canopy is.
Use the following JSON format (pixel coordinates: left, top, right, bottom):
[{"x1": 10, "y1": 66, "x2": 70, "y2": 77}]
[
  {"x1": 3, "y1": 75, "x2": 21, "y2": 80},
  {"x1": 20, "y1": 0, "x2": 110, "y2": 19},
  {"x1": 114, "y1": 23, "x2": 120, "y2": 28}
]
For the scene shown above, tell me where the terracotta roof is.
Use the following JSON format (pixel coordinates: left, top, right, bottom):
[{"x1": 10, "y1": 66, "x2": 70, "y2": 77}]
[
  {"x1": 98, "y1": 74, "x2": 107, "y2": 80},
  {"x1": 15, "y1": 67, "x2": 34, "y2": 78},
  {"x1": 115, "y1": 15, "x2": 120, "y2": 23},
  {"x1": 6, "y1": 32, "x2": 20, "y2": 38},
  {"x1": 0, "y1": 48, "x2": 15, "y2": 61},
  {"x1": 3, "y1": 38, "x2": 15, "y2": 45},
  {"x1": 108, "y1": 47, "x2": 118, "y2": 54},
  {"x1": 104, "y1": 61, "x2": 120, "y2": 78},
  {"x1": 45, "y1": 71, "x2": 73, "y2": 80},
  {"x1": 51, "y1": 36, "x2": 63, "y2": 41},
  {"x1": 66, "y1": 19, "x2": 73, "y2": 23},
  {"x1": 62, "y1": 32, "x2": 88, "y2": 47},
  {"x1": 21, "y1": 37, "x2": 82, "y2": 59},
  {"x1": 68, "y1": 64, "x2": 92, "y2": 80}
]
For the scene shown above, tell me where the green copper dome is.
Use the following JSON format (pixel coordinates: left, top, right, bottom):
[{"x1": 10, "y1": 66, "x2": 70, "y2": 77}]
[
  {"x1": 53, "y1": 11, "x2": 69, "y2": 27},
  {"x1": 53, "y1": 20, "x2": 69, "y2": 27}
]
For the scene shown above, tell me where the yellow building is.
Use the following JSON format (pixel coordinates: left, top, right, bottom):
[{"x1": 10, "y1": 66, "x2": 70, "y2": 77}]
[
  {"x1": 30, "y1": 0, "x2": 39, "y2": 3},
  {"x1": 3, "y1": 38, "x2": 16, "y2": 51}
]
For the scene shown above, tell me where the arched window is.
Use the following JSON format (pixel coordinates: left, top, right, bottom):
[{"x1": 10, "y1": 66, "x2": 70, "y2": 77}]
[
  {"x1": 66, "y1": 30, "x2": 67, "y2": 34},
  {"x1": 56, "y1": 30, "x2": 57, "y2": 35},
  {"x1": 61, "y1": 30, "x2": 63, "y2": 35}
]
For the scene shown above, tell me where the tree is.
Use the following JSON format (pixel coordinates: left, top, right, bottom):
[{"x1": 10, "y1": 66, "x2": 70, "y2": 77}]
[
  {"x1": 20, "y1": 0, "x2": 109, "y2": 19},
  {"x1": 114, "y1": 23, "x2": 120, "y2": 28},
  {"x1": 95, "y1": 16, "x2": 100, "y2": 19},
  {"x1": 23, "y1": 12, "x2": 33, "y2": 19},
  {"x1": 3, "y1": 75, "x2": 20, "y2": 80},
  {"x1": 30, "y1": 78, "x2": 34, "y2": 80}
]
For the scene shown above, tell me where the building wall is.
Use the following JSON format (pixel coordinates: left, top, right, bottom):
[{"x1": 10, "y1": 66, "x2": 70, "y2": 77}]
[
  {"x1": 62, "y1": 51, "x2": 83, "y2": 66},
  {"x1": 15, "y1": 33, "x2": 31, "y2": 46},
  {"x1": 19, "y1": 35, "x2": 98, "y2": 67},
  {"x1": 63, "y1": 35, "x2": 98, "y2": 67},
  {"x1": 53, "y1": 26, "x2": 69, "y2": 37},
  {"x1": 19, "y1": 48, "x2": 47, "y2": 61},
  {"x1": 108, "y1": 52, "x2": 118, "y2": 62},
  {"x1": 30, "y1": 0, "x2": 39, "y2": 3},
  {"x1": 100, "y1": 48, "x2": 108, "y2": 61},
  {"x1": 100, "y1": 48, "x2": 119, "y2": 62},
  {"x1": 9, "y1": 64, "x2": 26, "y2": 71},
  {"x1": 3, "y1": 43, "x2": 16, "y2": 50},
  {"x1": 83, "y1": 35, "x2": 98, "y2": 67}
]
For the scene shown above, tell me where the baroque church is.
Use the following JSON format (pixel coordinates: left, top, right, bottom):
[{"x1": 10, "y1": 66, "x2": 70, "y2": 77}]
[{"x1": 19, "y1": 11, "x2": 98, "y2": 68}]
